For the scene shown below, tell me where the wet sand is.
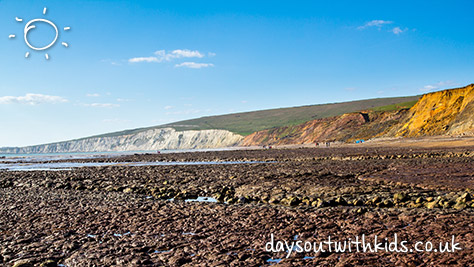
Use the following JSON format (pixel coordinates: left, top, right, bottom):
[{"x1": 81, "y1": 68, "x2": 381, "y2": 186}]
[{"x1": 1, "y1": 145, "x2": 473, "y2": 266}]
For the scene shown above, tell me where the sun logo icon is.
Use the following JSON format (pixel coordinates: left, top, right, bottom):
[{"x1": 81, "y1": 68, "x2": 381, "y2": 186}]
[{"x1": 8, "y1": 7, "x2": 71, "y2": 60}]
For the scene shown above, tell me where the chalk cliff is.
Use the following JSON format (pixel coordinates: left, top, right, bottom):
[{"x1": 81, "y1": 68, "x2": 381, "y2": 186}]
[{"x1": 0, "y1": 128, "x2": 243, "y2": 153}]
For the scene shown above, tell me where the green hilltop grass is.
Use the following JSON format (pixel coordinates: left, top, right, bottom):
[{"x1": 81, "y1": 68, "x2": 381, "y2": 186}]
[
  {"x1": 370, "y1": 100, "x2": 418, "y2": 112},
  {"x1": 91, "y1": 95, "x2": 420, "y2": 139}
]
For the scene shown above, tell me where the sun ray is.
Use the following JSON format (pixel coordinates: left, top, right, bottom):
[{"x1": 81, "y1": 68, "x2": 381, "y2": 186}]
[
  {"x1": 43, "y1": 7, "x2": 47, "y2": 15},
  {"x1": 15, "y1": 17, "x2": 23, "y2": 22},
  {"x1": 64, "y1": 27, "x2": 71, "y2": 31},
  {"x1": 62, "y1": 42, "x2": 69, "y2": 48},
  {"x1": 25, "y1": 52, "x2": 30, "y2": 58},
  {"x1": 8, "y1": 34, "x2": 16, "y2": 39},
  {"x1": 45, "y1": 54, "x2": 49, "y2": 60}
]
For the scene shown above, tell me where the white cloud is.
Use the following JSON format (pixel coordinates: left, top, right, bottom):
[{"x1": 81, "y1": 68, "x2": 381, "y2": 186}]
[
  {"x1": 164, "y1": 105, "x2": 174, "y2": 110},
  {"x1": 0, "y1": 93, "x2": 68, "y2": 105},
  {"x1": 129, "y1": 56, "x2": 160, "y2": 63},
  {"x1": 358, "y1": 20, "x2": 393, "y2": 30},
  {"x1": 175, "y1": 62, "x2": 214, "y2": 69},
  {"x1": 392, "y1": 27, "x2": 408, "y2": 35},
  {"x1": 208, "y1": 52, "x2": 216, "y2": 57},
  {"x1": 83, "y1": 103, "x2": 120, "y2": 108},
  {"x1": 170, "y1": 49, "x2": 204, "y2": 58},
  {"x1": 129, "y1": 49, "x2": 206, "y2": 63},
  {"x1": 86, "y1": 93, "x2": 100, "y2": 97},
  {"x1": 420, "y1": 81, "x2": 458, "y2": 92}
]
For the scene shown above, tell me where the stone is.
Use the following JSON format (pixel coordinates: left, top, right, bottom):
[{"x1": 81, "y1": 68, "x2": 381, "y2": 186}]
[
  {"x1": 335, "y1": 196, "x2": 347, "y2": 205},
  {"x1": 425, "y1": 201, "x2": 438, "y2": 209},
  {"x1": 454, "y1": 202, "x2": 467, "y2": 210},
  {"x1": 353, "y1": 199, "x2": 364, "y2": 206},
  {"x1": 123, "y1": 187, "x2": 133, "y2": 193},
  {"x1": 13, "y1": 260, "x2": 33, "y2": 267},
  {"x1": 393, "y1": 192, "x2": 408, "y2": 203},
  {"x1": 415, "y1": 197, "x2": 424, "y2": 204}
]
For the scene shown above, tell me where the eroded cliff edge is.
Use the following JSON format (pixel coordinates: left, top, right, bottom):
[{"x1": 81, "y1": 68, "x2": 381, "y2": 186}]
[{"x1": 242, "y1": 84, "x2": 474, "y2": 146}]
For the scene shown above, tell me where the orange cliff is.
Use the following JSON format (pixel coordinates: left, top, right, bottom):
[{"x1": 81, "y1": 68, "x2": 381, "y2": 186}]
[
  {"x1": 241, "y1": 84, "x2": 474, "y2": 146},
  {"x1": 240, "y1": 110, "x2": 408, "y2": 146},
  {"x1": 392, "y1": 84, "x2": 474, "y2": 137}
]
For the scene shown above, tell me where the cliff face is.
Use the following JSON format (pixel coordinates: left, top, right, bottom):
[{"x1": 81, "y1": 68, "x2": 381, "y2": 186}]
[
  {"x1": 392, "y1": 84, "x2": 474, "y2": 137},
  {"x1": 242, "y1": 84, "x2": 474, "y2": 146},
  {"x1": 0, "y1": 128, "x2": 243, "y2": 154},
  {"x1": 241, "y1": 110, "x2": 408, "y2": 146}
]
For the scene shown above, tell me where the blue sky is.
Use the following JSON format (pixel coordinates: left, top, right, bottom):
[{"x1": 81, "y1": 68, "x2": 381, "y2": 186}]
[{"x1": 0, "y1": 0, "x2": 473, "y2": 147}]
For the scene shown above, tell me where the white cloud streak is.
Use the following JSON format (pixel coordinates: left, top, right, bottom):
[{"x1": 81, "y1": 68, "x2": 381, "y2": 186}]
[
  {"x1": 83, "y1": 103, "x2": 120, "y2": 108},
  {"x1": 175, "y1": 62, "x2": 214, "y2": 69},
  {"x1": 358, "y1": 20, "x2": 393, "y2": 30},
  {"x1": 0, "y1": 93, "x2": 68, "y2": 105},
  {"x1": 128, "y1": 56, "x2": 160, "y2": 63},
  {"x1": 129, "y1": 49, "x2": 207, "y2": 63},
  {"x1": 392, "y1": 27, "x2": 409, "y2": 35},
  {"x1": 420, "y1": 81, "x2": 458, "y2": 92},
  {"x1": 86, "y1": 93, "x2": 100, "y2": 97}
]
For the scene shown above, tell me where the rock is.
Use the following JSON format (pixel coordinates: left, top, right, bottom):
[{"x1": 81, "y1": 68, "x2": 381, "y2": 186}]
[
  {"x1": 314, "y1": 199, "x2": 328, "y2": 208},
  {"x1": 301, "y1": 198, "x2": 311, "y2": 205},
  {"x1": 268, "y1": 196, "x2": 281, "y2": 204},
  {"x1": 371, "y1": 196, "x2": 382, "y2": 204},
  {"x1": 352, "y1": 199, "x2": 364, "y2": 206},
  {"x1": 287, "y1": 196, "x2": 301, "y2": 206},
  {"x1": 454, "y1": 202, "x2": 467, "y2": 210},
  {"x1": 13, "y1": 260, "x2": 33, "y2": 267},
  {"x1": 425, "y1": 201, "x2": 438, "y2": 209},
  {"x1": 355, "y1": 207, "x2": 367, "y2": 214},
  {"x1": 415, "y1": 197, "x2": 424, "y2": 204},
  {"x1": 335, "y1": 196, "x2": 347, "y2": 205},
  {"x1": 123, "y1": 187, "x2": 133, "y2": 193},
  {"x1": 393, "y1": 192, "x2": 408, "y2": 203},
  {"x1": 456, "y1": 192, "x2": 471, "y2": 203}
]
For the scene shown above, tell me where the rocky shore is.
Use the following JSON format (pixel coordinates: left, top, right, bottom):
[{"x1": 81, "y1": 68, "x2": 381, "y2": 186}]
[{"x1": 1, "y1": 146, "x2": 473, "y2": 266}]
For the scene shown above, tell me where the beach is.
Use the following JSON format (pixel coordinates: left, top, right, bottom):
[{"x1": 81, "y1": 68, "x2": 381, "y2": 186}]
[{"x1": 0, "y1": 143, "x2": 473, "y2": 266}]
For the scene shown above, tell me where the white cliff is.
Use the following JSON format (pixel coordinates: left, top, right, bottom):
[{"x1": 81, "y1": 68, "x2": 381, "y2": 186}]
[{"x1": 0, "y1": 128, "x2": 244, "y2": 154}]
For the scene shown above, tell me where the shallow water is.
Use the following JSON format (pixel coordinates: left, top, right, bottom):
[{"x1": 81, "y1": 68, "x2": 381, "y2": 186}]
[
  {"x1": 0, "y1": 160, "x2": 273, "y2": 171},
  {"x1": 0, "y1": 147, "x2": 241, "y2": 162}
]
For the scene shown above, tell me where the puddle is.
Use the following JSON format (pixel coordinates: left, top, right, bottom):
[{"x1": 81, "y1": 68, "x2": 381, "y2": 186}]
[
  {"x1": 303, "y1": 256, "x2": 315, "y2": 260},
  {"x1": 182, "y1": 232, "x2": 196, "y2": 235},
  {"x1": 267, "y1": 258, "x2": 282, "y2": 264},
  {"x1": 153, "y1": 249, "x2": 172, "y2": 254},
  {"x1": 113, "y1": 231, "x2": 131, "y2": 237},
  {"x1": 86, "y1": 234, "x2": 97, "y2": 238},
  {"x1": 168, "y1": 197, "x2": 219, "y2": 203},
  {"x1": 0, "y1": 161, "x2": 274, "y2": 171},
  {"x1": 185, "y1": 197, "x2": 218, "y2": 203}
]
